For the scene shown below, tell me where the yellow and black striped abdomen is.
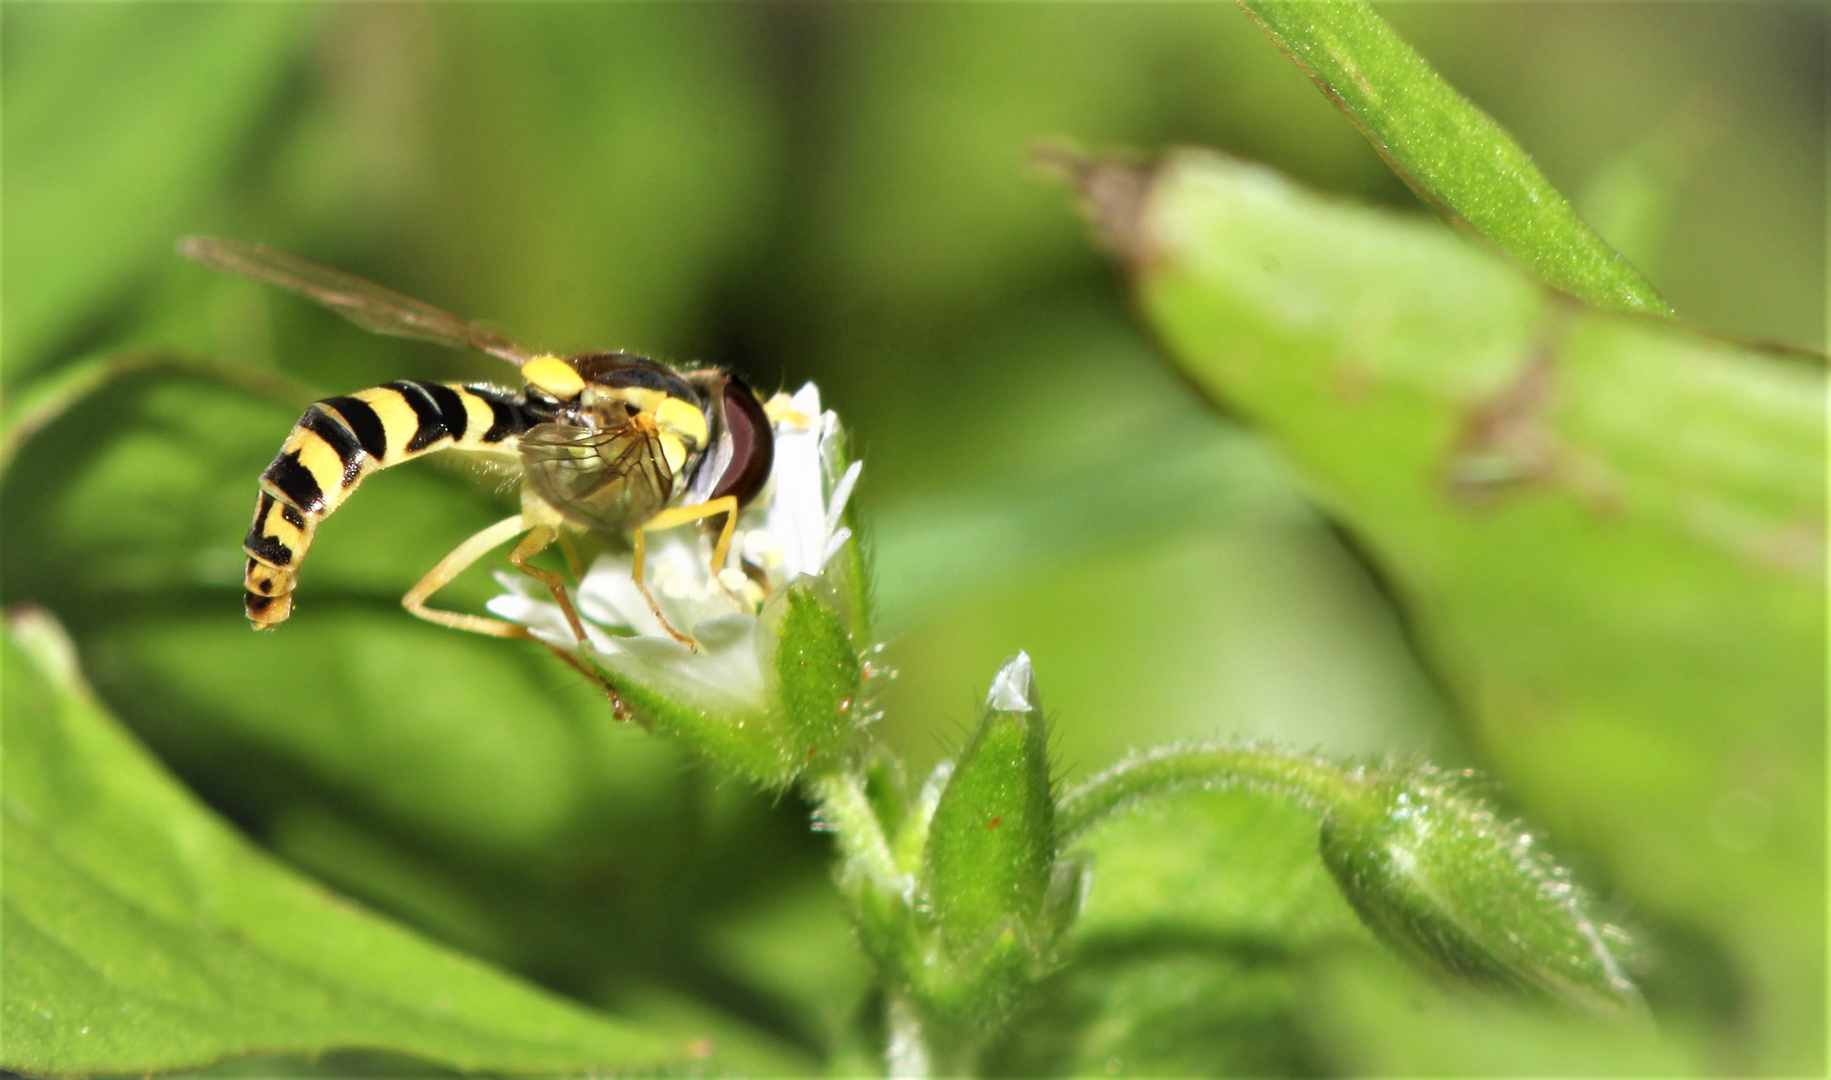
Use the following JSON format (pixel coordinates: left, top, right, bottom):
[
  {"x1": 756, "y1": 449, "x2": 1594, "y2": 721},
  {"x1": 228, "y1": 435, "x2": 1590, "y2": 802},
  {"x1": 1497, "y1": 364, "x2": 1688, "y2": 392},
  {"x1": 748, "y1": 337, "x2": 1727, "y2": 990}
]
[{"x1": 243, "y1": 380, "x2": 529, "y2": 628}]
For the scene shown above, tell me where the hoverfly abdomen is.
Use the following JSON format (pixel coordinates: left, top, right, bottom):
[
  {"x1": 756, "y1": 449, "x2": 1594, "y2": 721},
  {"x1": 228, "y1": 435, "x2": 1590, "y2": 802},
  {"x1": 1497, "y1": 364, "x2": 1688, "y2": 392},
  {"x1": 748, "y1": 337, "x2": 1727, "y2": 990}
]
[{"x1": 242, "y1": 380, "x2": 534, "y2": 628}]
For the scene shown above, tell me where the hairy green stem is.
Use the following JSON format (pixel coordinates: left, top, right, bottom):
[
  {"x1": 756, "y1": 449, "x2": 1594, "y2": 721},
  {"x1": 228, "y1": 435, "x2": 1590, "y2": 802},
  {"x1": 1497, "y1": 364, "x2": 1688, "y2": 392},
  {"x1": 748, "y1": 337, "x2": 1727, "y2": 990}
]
[
  {"x1": 1056, "y1": 743, "x2": 1356, "y2": 843},
  {"x1": 808, "y1": 767, "x2": 901, "y2": 889},
  {"x1": 1235, "y1": 0, "x2": 1668, "y2": 315}
]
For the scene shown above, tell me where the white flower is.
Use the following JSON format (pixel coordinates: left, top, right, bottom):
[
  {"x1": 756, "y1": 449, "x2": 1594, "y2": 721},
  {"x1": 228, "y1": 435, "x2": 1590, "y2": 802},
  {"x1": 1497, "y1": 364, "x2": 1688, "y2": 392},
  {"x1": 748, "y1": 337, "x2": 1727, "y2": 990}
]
[{"x1": 487, "y1": 382, "x2": 862, "y2": 710}]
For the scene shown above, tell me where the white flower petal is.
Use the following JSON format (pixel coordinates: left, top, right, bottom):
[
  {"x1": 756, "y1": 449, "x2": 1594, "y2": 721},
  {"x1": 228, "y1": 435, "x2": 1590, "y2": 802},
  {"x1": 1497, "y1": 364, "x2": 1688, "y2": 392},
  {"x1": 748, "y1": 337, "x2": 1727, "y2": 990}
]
[
  {"x1": 822, "y1": 526, "x2": 853, "y2": 570},
  {"x1": 825, "y1": 459, "x2": 862, "y2": 540}
]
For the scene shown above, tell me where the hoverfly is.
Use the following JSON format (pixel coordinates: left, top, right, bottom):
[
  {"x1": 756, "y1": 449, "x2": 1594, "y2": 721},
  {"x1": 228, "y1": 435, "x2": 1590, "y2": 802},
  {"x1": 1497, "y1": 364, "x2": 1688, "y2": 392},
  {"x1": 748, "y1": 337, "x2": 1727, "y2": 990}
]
[{"x1": 180, "y1": 237, "x2": 774, "y2": 654}]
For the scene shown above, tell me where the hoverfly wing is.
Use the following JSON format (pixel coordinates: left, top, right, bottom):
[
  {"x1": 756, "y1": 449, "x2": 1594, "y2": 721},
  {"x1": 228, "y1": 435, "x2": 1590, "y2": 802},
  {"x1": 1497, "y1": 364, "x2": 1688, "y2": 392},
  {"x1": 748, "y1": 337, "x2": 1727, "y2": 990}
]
[
  {"x1": 519, "y1": 422, "x2": 673, "y2": 532},
  {"x1": 177, "y1": 236, "x2": 534, "y2": 367}
]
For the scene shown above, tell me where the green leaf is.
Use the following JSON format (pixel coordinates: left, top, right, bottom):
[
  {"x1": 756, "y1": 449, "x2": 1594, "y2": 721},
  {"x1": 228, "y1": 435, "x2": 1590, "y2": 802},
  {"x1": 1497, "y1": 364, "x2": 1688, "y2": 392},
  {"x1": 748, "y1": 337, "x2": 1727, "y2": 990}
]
[
  {"x1": 0, "y1": 609, "x2": 690, "y2": 1076},
  {"x1": 1073, "y1": 147, "x2": 1825, "y2": 1071},
  {"x1": 1235, "y1": 0, "x2": 1668, "y2": 315},
  {"x1": 2, "y1": 4, "x2": 310, "y2": 382}
]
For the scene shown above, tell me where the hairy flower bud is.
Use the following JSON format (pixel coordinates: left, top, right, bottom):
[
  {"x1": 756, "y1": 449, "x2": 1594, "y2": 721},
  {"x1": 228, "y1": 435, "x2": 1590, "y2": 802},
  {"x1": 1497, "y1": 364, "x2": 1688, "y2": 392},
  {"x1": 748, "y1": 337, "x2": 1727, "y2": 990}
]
[
  {"x1": 913, "y1": 653, "x2": 1060, "y2": 1034},
  {"x1": 1319, "y1": 765, "x2": 1643, "y2": 1018}
]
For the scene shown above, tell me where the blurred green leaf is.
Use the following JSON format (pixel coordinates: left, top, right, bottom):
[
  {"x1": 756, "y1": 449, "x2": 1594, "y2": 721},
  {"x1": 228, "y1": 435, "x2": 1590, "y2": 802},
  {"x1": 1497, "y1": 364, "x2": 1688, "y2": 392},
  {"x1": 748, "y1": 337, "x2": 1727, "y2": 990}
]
[
  {"x1": 1304, "y1": 949, "x2": 1697, "y2": 1076},
  {"x1": 2, "y1": 4, "x2": 310, "y2": 381},
  {"x1": 0, "y1": 609, "x2": 688, "y2": 1076},
  {"x1": 370, "y1": 5, "x2": 780, "y2": 361},
  {"x1": 0, "y1": 350, "x2": 311, "y2": 475},
  {"x1": 863, "y1": 305, "x2": 1458, "y2": 786},
  {"x1": 1073, "y1": 147, "x2": 1824, "y2": 1071},
  {"x1": 1574, "y1": 97, "x2": 1727, "y2": 283},
  {"x1": 700, "y1": 878, "x2": 875, "y2": 1053},
  {"x1": 1236, "y1": 0, "x2": 1669, "y2": 315}
]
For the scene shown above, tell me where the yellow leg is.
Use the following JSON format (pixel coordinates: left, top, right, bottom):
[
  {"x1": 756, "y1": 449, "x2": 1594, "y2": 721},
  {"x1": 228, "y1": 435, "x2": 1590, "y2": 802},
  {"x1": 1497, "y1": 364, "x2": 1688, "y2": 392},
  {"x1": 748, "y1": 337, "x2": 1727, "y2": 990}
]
[
  {"x1": 629, "y1": 527, "x2": 694, "y2": 647},
  {"x1": 402, "y1": 514, "x2": 534, "y2": 637},
  {"x1": 643, "y1": 495, "x2": 741, "y2": 572},
  {"x1": 507, "y1": 524, "x2": 589, "y2": 644},
  {"x1": 536, "y1": 639, "x2": 636, "y2": 724},
  {"x1": 403, "y1": 513, "x2": 631, "y2": 718},
  {"x1": 630, "y1": 496, "x2": 741, "y2": 648},
  {"x1": 556, "y1": 531, "x2": 586, "y2": 579}
]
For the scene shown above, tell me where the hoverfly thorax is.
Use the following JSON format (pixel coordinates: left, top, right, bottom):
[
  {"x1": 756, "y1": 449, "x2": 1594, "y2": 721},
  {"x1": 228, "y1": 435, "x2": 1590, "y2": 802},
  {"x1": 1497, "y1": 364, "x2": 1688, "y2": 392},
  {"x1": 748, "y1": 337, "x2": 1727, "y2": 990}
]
[{"x1": 518, "y1": 352, "x2": 773, "y2": 534}]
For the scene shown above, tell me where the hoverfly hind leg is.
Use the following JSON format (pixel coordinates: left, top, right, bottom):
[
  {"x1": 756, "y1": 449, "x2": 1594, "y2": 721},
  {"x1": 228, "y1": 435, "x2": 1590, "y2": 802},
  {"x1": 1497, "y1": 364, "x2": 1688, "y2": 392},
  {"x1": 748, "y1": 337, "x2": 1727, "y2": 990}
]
[
  {"x1": 533, "y1": 640, "x2": 640, "y2": 726},
  {"x1": 556, "y1": 531, "x2": 587, "y2": 579},
  {"x1": 402, "y1": 513, "x2": 633, "y2": 720},
  {"x1": 401, "y1": 513, "x2": 541, "y2": 638}
]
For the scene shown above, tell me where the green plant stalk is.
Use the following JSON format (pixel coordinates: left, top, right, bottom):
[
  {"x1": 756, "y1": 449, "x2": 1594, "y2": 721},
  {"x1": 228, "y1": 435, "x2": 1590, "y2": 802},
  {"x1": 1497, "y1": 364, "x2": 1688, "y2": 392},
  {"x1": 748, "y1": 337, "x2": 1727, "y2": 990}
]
[
  {"x1": 1058, "y1": 743, "x2": 1354, "y2": 843},
  {"x1": 1236, "y1": 0, "x2": 1669, "y2": 315},
  {"x1": 809, "y1": 765, "x2": 955, "y2": 1078},
  {"x1": 812, "y1": 757, "x2": 1019, "y2": 1079},
  {"x1": 809, "y1": 767, "x2": 903, "y2": 894}
]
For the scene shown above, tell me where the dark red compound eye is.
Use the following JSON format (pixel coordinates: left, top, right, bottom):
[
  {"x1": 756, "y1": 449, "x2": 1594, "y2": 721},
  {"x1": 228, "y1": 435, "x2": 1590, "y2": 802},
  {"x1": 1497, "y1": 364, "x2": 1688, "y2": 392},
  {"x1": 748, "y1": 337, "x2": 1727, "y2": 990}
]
[{"x1": 711, "y1": 378, "x2": 774, "y2": 508}]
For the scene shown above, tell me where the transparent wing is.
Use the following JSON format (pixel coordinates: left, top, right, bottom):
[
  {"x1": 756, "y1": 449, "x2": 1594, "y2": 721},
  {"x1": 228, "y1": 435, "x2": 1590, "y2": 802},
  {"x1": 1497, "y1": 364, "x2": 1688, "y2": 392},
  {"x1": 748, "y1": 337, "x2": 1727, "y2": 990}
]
[
  {"x1": 177, "y1": 236, "x2": 534, "y2": 367},
  {"x1": 519, "y1": 422, "x2": 673, "y2": 532}
]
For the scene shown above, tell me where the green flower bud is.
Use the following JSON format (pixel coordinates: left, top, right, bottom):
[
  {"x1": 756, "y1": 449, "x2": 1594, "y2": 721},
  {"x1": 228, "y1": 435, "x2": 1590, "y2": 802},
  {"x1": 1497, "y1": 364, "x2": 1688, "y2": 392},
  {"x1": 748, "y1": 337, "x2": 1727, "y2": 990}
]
[
  {"x1": 904, "y1": 653, "x2": 1061, "y2": 1039},
  {"x1": 1319, "y1": 765, "x2": 1644, "y2": 1018},
  {"x1": 585, "y1": 576, "x2": 863, "y2": 786},
  {"x1": 761, "y1": 575, "x2": 863, "y2": 771},
  {"x1": 924, "y1": 653, "x2": 1056, "y2": 954}
]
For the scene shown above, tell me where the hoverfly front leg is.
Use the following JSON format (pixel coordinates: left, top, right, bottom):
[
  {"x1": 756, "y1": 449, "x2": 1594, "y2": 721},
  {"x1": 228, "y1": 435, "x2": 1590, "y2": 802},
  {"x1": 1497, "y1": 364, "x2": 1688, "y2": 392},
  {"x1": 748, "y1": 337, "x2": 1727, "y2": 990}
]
[{"x1": 630, "y1": 494, "x2": 742, "y2": 648}]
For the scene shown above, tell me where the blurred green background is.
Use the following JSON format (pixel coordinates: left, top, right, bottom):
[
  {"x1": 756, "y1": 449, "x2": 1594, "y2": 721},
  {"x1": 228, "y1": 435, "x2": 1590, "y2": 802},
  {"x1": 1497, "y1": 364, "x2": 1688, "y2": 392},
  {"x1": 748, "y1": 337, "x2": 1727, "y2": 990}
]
[{"x1": 2, "y1": 2, "x2": 1823, "y2": 1073}]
